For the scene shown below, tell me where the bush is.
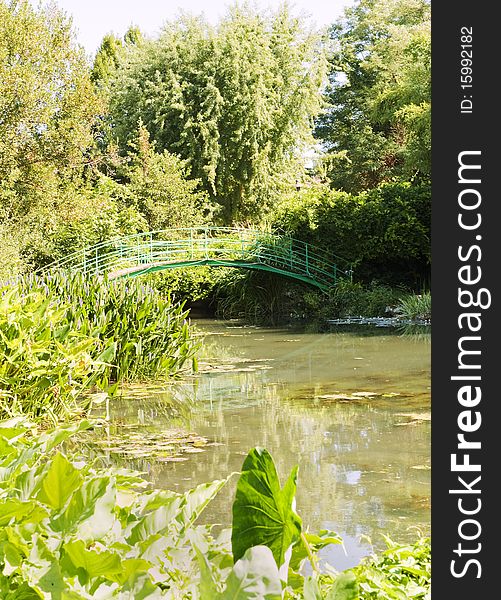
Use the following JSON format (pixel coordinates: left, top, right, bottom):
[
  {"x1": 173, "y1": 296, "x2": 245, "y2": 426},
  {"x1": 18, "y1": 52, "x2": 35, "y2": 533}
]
[
  {"x1": 24, "y1": 272, "x2": 199, "y2": 383},
  {"x1": 395, "y1": 292, "x2": 431, "y2": 321},
  {"x1": 272, "y1": 181, "x2": 431, "y2": 289}
]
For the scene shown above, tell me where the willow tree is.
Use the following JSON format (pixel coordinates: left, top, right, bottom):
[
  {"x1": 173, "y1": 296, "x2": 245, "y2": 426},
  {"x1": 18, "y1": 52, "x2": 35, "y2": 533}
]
[{"x1": 106, "y1": 3, "x2": 327, "y2": 222}]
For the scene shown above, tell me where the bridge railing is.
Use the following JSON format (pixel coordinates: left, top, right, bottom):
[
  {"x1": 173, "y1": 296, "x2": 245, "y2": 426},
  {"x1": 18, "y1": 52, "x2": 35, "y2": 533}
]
[{"x1": 39, "y1": 227, "x2": 352, "y2": 290}]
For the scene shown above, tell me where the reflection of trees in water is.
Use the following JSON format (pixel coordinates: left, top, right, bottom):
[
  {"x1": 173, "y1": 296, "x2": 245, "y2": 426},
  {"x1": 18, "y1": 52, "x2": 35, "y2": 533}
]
[
  {"x1": 89, "y1": 333, "x2": 430, "y2": 553},
  {"x1": 102, "y1": 367, "x2": 430, "y2": 550}
]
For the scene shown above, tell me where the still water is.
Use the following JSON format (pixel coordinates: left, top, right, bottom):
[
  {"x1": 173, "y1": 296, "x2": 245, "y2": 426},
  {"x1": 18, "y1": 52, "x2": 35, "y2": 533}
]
[{"x1": 99, "y1": 320, "x2": 430, "y2": 570}]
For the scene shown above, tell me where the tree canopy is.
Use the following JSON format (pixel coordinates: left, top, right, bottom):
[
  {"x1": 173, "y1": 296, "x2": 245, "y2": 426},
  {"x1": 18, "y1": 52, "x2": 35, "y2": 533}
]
[
  {"x1": 0, "y1": 0, "x2": 102, "y2": 272},
  {"x1": 315, "y1": 0, "x2": 431, "y2": 193},
  {"x1": 105, "y1": 5, "x2": 327, "y2": 222},
  {"x1": 0, "y1": 0, "x2": 431, "y2": 289}
]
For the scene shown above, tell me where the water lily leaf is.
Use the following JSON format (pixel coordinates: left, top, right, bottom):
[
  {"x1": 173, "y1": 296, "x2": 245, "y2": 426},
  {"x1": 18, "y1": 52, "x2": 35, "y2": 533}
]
[
  {"x1": 221, "y1": 546, "x2": 282, "y2": 599},
  {"x1": 37, "y1": 452, "x2": 82, "y2": 511},
  {"x1": 326, "y1": 571, "x2": 359, "y2": 600},
  {"x1": 231, "y1": 447, "x2": 302, "y2": 569}
]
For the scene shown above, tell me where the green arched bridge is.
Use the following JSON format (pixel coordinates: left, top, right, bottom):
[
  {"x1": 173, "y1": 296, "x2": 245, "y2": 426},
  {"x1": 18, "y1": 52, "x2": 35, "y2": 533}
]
[{"x1": 40, "y1": 227, "x2": 352, "y2": 291}]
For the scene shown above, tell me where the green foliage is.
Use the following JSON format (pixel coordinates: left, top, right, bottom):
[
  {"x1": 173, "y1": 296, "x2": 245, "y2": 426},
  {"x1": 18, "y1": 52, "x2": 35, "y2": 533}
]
[
  {"x1": 309, "y1": 281, "x2": 405, "y2": 320},
  {"x1": 31, "y1": 125, "x2": 214, "y2": 269},
  {"x1": 353, "y1": 535, "x2": 431, "y2": 599},
  {"x1": 214, "y1": 269, "x2": 302, "y2": 325},
  {"x1": 0, "y1": 286, "x2": 109, "y2": 422},
  {"x1": 0, "y1": 422, "x2": 430, "y2": 598},
  {"x1": 24, "y1": 272, "x2": 199, "y2": 383},
  {"x1": 0, "y1": 0, "x2": 102, "y2": 271},
  {"x1": 0, "y1": 273, "x2": 198, "y2": 422},
  {"x1": 232, "y1": 448, "x2": 302, "y2": 569},
  {"x1": 106, "y1": 3, "x2": 327, "y2": 222},
  {"x1": 41, "y1": 182, "x2": 148, "y2": 267},
  {"x1": 272, "y1": 181, "x2": 430, "y2": 288},
  {"x1": 395, "y1": 292, "x2": 431, "y2": 321},
  {"x1": 316, "y1": 0, "x2": 431, "y2": 192},
  {"x1": 0, "y1": 419, "x2": 229, "y2": 598},
  {"x1": 118, "y1": 124, "x2": 215, "y2": 230},
  {"x1": 146, "y1": 267, "x2": 223, "y2": 304}
]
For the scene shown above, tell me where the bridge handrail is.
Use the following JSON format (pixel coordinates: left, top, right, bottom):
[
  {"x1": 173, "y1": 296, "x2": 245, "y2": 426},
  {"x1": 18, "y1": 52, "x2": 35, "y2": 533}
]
[{"x1": 37, "y1": 227, "x2": 353, "y2": 291}]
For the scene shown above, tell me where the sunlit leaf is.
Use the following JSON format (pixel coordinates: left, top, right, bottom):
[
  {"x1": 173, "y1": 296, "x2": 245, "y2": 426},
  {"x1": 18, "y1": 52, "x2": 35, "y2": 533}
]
[
  {"x1": 64, "y1": 539, "x2": 122, "y2": 578},
  {"x1": 326, "y1": 571, "x2": 359, "y2": 600},
  {"x1": 37, "y1": 452, "x2": 83, "y2": 510},
  {"x1": 221, "y1": 546, "x2": 282, "y2": 600},
  {"x1": 231, "y1": 447, "x2": 302, "y2": 568}
]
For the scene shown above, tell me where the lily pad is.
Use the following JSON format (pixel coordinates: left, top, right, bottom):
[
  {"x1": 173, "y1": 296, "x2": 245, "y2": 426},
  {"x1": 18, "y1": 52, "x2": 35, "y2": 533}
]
[{"x1": 90, "y1": 427, "x2": 212, "y2": 462}]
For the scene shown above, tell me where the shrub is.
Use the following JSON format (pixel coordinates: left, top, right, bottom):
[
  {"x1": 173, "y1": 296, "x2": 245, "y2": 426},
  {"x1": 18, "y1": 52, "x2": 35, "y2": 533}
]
[
  {"x1": 395, "y1": 292, "x2": 431, "y2": 321},
  {"x1": 21, "y1": 272, "x2": 199, "y2": 383}
]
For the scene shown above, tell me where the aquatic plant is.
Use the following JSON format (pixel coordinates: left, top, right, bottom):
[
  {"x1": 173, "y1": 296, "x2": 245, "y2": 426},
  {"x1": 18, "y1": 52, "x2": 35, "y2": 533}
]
[
  {"x1": 1, "y1": 273, "x2": 198, "y2": 421},
  {"x1": 0, "y1": 419, "x2": 431, "y2": 598},
  {"x1": 395, "y1": 292, "x2": 431, "y2": 321},
  {"x1": 0, "y1": 287, "x2": 112, "y2": 422},
  {"x1": 19, "y1": 271, "x2": 199, "y2": 382}
]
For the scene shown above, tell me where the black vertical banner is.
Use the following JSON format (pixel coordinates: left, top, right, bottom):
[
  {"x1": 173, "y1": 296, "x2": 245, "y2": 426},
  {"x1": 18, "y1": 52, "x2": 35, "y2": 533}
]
[{"x1": 432, "y1": 1, "x2": 498, "y2": 596}]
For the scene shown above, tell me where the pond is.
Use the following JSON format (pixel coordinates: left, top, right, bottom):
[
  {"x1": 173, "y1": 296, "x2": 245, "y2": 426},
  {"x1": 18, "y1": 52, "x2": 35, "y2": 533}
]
[{"x1": 91, "y1": 319, "x2": 430, "y2": 570}]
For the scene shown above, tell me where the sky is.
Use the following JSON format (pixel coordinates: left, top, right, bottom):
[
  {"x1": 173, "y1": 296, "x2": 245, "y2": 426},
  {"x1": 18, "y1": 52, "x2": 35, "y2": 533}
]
[{"x1": 31, "y1": 0, "x2": 354, "y2": 58}]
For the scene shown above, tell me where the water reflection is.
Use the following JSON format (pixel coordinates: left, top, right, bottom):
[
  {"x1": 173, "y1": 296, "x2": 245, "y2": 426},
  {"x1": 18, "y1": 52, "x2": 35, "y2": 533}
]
[{"x1": 95, "y1": 320, "x2": 430, "y2": 569}]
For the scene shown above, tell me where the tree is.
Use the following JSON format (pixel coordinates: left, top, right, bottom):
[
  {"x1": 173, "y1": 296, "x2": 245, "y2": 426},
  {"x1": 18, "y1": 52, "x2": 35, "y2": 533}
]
[
  {"x1": 91, "y1": 26, "x2": 143, "y2": 85},
  {"x1": 106, "y1": 3, "x2": 327, "y2": 222},
  {"x1": 118, "y1": 124, "x2": 214, "y2": 230},
  {"x1": 0, "y1": 0, "x2": 102, "y2": 271},
  {"x1": 315, "y1": 0, "x2": 430, "y2": 193},
  {"x1": 271, "y1": 181, "x2": 430, "y2": 288}
]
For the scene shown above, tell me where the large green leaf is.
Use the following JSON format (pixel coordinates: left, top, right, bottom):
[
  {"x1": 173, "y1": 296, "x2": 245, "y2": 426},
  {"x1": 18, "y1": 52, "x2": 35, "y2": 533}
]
[
  {"x1": 326, "y1": 571, "x2": 359, "y2": 600},
  {"x1": 221, "y1": 546, "x2": 282, "y2": 600},
  {"x1": 178, "y1": 478, "x2": 228, "y2": 531},
  {"x1": 21, "y1": 535, "x2": 66, "y2": 598},
  {"x1": 37, "y1": 452, "x2": 83, "y2": 511},
  {"x1": 0, "y1": 500, "x2": 29, "y2": 526},
  {"x1": 126, "y1": 495, "x2": 183, "y2": 546},
  {"x1": 231, "y1": 448, "x2": 302, "y2": 568},
  {"x1": 50, "y1": 476, "x2": 116, "y2": 541},
  {"x1": 64, "y1": 539, "x2": 122, "y2": 579}
]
